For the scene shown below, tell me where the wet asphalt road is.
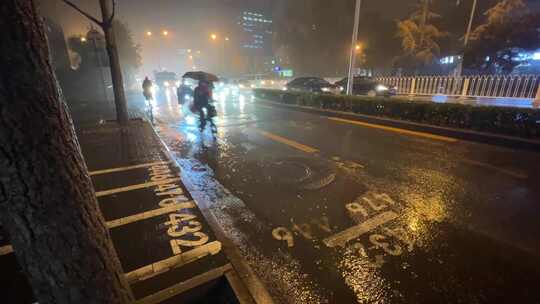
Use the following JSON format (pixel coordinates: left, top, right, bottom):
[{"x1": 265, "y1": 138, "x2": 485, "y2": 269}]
[{"x1": 150, "y1": 87, "x2": 540, "y2": 304}]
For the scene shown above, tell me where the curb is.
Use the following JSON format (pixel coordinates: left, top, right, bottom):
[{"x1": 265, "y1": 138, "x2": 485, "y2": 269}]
[
  {"x1": 147, "y1": 120, "x2": 275, "y2": 304},
  {"x1": 257, "y1": 99, "x2": 540, "y2": 152}
]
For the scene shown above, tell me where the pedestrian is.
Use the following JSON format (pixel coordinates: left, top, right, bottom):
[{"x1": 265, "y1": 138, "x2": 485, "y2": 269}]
[
  {"x1": 193, "y1": 80, "x2": 217, "y2": 133},
  {"x1": 177, "y1": 78, "x2": 193, "y2": 105},
  {"x1": 142, "y1": 76, "x2": 153, "y2": 101}
]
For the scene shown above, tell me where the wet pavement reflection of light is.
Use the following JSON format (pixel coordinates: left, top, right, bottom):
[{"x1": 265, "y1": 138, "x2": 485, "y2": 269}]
[{"x1": 150, "y1": 87, "x2": 540, "y2": 304}]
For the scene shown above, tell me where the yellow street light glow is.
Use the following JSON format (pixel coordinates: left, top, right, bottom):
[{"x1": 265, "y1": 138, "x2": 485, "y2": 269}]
[
  {"x1": 80, "y1": 37, "x2": 87, "y2": 42},
  {"x1": 162, "y1": 30, "x2": 169, "y2": 36},
  {"x1": 187, "y1": 49, "x2": 192, "y2": 53},
  {"x1": 146, "y1": 31, "x2": 152, "y2": 37},
  {"x1": 211, "y1": 34, "x2": 217, "y2": 40},
  {"x1": 225, "y1": 37, "x2": 230, "y2": 41}
]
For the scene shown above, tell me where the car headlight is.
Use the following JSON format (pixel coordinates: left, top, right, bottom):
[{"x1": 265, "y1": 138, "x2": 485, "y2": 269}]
[
  {"x1": 376, "y1": 85, "x2": 388, "y2": 91},
  {"x1": 321, "y1": 87, "x2": 330, "y2": 92}
]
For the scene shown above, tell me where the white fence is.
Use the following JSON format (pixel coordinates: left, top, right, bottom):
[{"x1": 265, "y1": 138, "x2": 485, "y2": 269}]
[{"x1": 376, "y1": 75, "x2": 540, "y2": 99}]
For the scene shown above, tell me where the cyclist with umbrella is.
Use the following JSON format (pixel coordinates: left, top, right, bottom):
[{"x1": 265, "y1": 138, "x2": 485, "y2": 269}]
[{"x1": 183, "y1": 71, "x2": 218, "y2": 133}]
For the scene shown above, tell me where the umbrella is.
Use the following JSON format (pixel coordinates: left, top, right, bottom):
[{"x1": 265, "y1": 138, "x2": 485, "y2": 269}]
[{"x1": 182, "y1": 71, "x2": 219, "y2": 82}]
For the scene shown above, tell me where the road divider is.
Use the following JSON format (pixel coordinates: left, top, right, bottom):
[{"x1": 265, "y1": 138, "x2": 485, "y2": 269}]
[{"x1": 329, "y1": 117, "x2": 458, "y2": 143}]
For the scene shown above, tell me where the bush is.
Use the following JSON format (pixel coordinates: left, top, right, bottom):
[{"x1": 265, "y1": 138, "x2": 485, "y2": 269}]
[{"x1": 253, "y1": 89, "x2": 540, "y2": 139}]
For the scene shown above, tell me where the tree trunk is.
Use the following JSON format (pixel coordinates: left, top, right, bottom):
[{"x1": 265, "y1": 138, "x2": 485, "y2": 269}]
[
  {"x1": 0, "y1": 1, "x2": 132, "y2": 303},
  {"x1": 99, "y1": 0, "x2": 129, "y2": 124}
]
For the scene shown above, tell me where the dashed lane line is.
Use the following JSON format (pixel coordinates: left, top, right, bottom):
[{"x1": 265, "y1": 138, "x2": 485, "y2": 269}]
[
  {"x1": 89, "y1": 161, "x2": 171, "y2": 176},
  {"x1": 124, "y1": 241, "x2": 222, "y2": 284},
  {"x1": 329, "y1": 117, "x2": 458, "y2": 143},
  {"x1": 257, "y1": 129, "x2": 319, "y2": 153},
  {"x1": 323, "y1": 211, "x2": 399, "y2": 248},
  {"x1": 0, "y1": 245, "x2": 13, "y2": 256},
  {"x1": 95, "y1": 178, "x2": 181, "y2": 197},
  {"x1": 106, "y1": 201, "x2": 196, "y2": 229}
]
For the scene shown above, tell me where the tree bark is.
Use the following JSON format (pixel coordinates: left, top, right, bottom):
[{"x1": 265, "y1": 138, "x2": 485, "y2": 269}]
[
  {"x1": 99, "y1": 0, "x2": 129, "y2": 124},
  {"x1": 0, "y1": 1, "x2": 132, "y2": 303}
]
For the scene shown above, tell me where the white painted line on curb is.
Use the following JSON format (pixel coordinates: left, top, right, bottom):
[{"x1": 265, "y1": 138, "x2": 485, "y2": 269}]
[
  {"x1": 89, "y1": 161, "x2": 171, "y2": 176},
  {"x1": 106, "y1": 202, "x2": 196, "y2": 229},
  {"x1": 95, "y1": 178, "x2": 181, "y2": 197},
  {"x1": 125, "y1": 241, "x2": 222, "y2": 284}
]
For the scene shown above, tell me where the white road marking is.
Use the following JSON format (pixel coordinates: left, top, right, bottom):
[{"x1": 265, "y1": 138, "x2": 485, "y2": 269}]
[
  {"x1": 89, "y1": 161, "x2": 171, "y2": 176},
  {"x1": 134, "y1": 264, "x2": 233, "y2": 304},
  {"x1": 106, "y1": 202, "x2": 196, "y2": 229},
  {"x1": 0, "y1": 245, "x2": 13, "y2": 256},
  {"x1": 323, "y1": 211, "x2": 399, "y2": 248},
  {"x1": 95, "y1": 178, "x2": 181, "y2": 197},
  {"x1": 124, "y1": 240, "x2": 222, "y2": 283}
]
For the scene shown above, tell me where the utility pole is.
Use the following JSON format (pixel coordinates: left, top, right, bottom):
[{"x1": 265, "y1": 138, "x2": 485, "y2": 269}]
[
  {"x1": 456, "y1": 0, "x2": 478, "y2": 76},
  {"x1": 347, "y1": 0, "x2": 362, "y2": 95}
]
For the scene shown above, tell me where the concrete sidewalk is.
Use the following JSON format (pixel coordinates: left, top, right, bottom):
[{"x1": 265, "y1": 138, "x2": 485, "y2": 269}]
[{"x1": 0, "y1": 110, "x2": 261, "y2": 303}]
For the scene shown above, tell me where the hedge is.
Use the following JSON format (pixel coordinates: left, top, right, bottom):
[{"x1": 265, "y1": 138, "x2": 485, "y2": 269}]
[{"x1": 253, "y1": 89, "x2": 540, "y2": 139}]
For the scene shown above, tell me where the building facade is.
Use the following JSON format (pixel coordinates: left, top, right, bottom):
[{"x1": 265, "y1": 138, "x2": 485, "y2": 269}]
[{"x1": 238, "y1": 11, "x2": 274, "y2": 75}]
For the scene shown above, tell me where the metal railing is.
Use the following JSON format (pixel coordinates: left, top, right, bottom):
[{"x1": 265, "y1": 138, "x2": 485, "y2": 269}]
[{"x1": 376, "y1": 75, "x2": 540, "y2": 99}]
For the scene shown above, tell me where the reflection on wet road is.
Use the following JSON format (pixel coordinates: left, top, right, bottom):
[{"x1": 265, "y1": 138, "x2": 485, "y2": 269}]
[{"x1": 151, "y1": 87, "x2": 540, "y2": 303}]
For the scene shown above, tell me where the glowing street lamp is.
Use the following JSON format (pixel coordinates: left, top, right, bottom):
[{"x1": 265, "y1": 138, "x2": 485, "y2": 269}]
[
  {"x1": 80, "y1": 37, "x2": 87, "y2": 42},
  {"x1": 146, "y1": 31, "x2": 152, "y2": 37},
  {"x1": 225, "y1": 37, "x2": 230, "y2": 41},
  {"x1": 210, "y1": 33, "x2": 217, "y2": 41},
  {"x1": 162, "y1": 30, "x2": 169, "y2": 36}
]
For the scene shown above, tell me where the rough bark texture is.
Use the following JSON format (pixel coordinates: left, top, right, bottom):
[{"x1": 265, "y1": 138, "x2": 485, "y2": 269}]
[
  {"x1": 99, "y1": 0, "x2": 129, "y2": 124},
  {"x1": 0, "y1": 1, "x2": 133, "y2": 303}
]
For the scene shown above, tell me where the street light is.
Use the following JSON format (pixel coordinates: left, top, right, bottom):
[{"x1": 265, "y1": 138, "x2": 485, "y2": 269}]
[
  {"x1": 146, "y1": 31, "x2": 152, "y2": 37},
  {"x1": 211, "y1": 33, "x2": 217, "y2": 41},
  {"x1": 162, "y1": 30, "x2": 169, "y2": 36},
  {"x1": 80, "y1": 37, "x2": 87, "y2": 42},
  {"x1": 225, "y1": 37, "x2": 230, "y2": 41},
  {"x1": 347, "y1": 0, "x2": 362, "y2": 95}
]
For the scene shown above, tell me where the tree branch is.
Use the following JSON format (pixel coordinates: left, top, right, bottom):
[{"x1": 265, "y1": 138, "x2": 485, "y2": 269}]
[
  {"x1": 60, "y1": 0, "x2": 103, "y2": 28},
  {"x1": 106, "y1": 0, "x2": 116, "y2": 26}
]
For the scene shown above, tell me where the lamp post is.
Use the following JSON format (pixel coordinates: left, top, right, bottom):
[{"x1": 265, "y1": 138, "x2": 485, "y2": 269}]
[
  {"x1": 456, "y1": 0, "x2": 478, "y2": 76},
  {"x1": 145, "y1": 29, "x2": 170, "y2": 71},
  {"x1": 347, "y1": 0, "x2": 362, "y2": 95}
]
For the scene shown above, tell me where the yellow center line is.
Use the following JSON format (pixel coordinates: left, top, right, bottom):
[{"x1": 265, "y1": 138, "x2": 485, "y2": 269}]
[
  {"x1": 95, "y1": 178, "x2": 181, "y2": 197},
  {"x1": 328, "y1": 117, "x2": 458, "y2": 143},
  {"x1": 89, "y1": 161, "x2": 171, "y2": 176},
  {"x1": 0, "y1": 245, "x2": 13, "y2": 256},
  {"x1": 257, "y1": 129, "x2": 319, "y2": 153}
]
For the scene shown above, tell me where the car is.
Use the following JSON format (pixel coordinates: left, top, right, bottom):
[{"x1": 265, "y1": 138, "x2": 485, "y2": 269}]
[
  {"x1": 154, "y1": 71, "x2": 178, "y2": 90},
  {"x1": 335, "y1": 76, "x2": 397, "y2": 97},
  {"x1": 285, "y1": 77, "x2": 341, "y2": 94}
]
